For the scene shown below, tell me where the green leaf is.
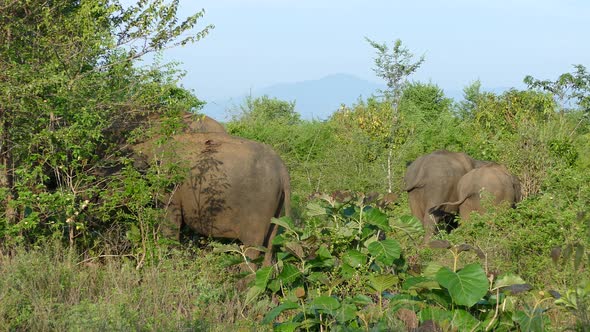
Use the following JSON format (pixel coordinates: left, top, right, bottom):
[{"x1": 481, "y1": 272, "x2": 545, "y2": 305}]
[
  {"x1": 391, "y1": 215, "x2": 424, "y2": 237},
  {"x1": 422, "y1": 262, "x2": 444, "y2": 279},
  {"x1": 419, "y1": 307, "x2": 451, "y2": 323},
  {"x1": 368, "y1": 274, "x2": 398, "y2": 293},
  {"x1": 493, "y1": 274, "x2": 526, "y2": 290},
  {"x1": 274, "y1": 322, "x2": 301, "y2": 332},
  {"x1": 310, "y1": 296, "x2": 341, "y2": 312},
  {"x1": 513, "y1": 309, "x2": 549, "y2": 332},
  {"x1": 367, "y1": 239, "x2": 401, "y2": 266},
  {"x1": 343, "y1": 249, "x2": 367, "y2": 268},
  {"x1": 451, "y1": 309, "x2": 480, "y2": 331},
  {"x1": 277, "y1": 263, "x2": 301, "y2": 285},
  {"x1": 306, "y1": 202, "x2": 327, "y2": 217},
  {"x1": 272, "y1": 216, "x2": 297, "y2": 233},
  {"x1": 436, "y1": 263, "x2": 489, "y2": 307},
  {"x1": 244, "y1": 285, "x2": 264, "y2": 306},
  {"x1": 351, "y1": 294, "x2": 373, "y2": 305},
  {"x1": 364, "y1": 208, "x2": 391, "y2": 231},
  {"x1": 334, "y1": 302, "x2": 358, "y2": 323},
  {"x1": 261, "y1": 301, "x2": 300, "y2": 324},
  {"x1": 255, "y1": 266, "x2": 273, "y2": 289},
  {"x1": 403, "y1": 276, "x2": 440, "y2": 291}
]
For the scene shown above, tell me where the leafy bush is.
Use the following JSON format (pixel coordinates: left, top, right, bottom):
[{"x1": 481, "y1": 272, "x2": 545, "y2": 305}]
[{"x1": 235, "y1": 192, "x2": 548, "y2": 331}]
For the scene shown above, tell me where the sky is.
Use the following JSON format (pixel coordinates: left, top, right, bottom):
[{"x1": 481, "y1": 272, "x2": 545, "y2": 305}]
[{"x1": 126, "y1": 0, "x2": 590, "y2": 103}]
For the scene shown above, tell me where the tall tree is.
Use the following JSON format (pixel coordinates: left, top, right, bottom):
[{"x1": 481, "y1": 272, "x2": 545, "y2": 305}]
[
  {"x1": 524, "y1": 64, "x2": 590, "y2": 114},
  {"x1": 0, "y1": 0, "x2": 212, "y2": 246},
  {"x1": 366, "y1": 38, "x2": 424, "y2": 192}
]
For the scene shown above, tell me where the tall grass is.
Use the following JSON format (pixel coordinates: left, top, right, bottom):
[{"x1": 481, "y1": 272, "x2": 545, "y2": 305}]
[{"x1": 0, "y1": 242, "x2": 270, "y2": 331}]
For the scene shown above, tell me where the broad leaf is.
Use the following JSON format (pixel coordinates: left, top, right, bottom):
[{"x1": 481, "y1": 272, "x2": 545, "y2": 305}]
[
  {"x1": 391, "y1": 215, "x2": 424, "y2": 237},
  {"x1": 351, "y1": 294, "x2": 373, "y2": 305},
  {"x1": 343, "y1": 249, "x2": 367, "y2": 267},
  {"x1": 493, "y1": 274, "x2": 526, "y2": 290},
  {"x1": 306, "y1": 202, "x2": 327, "y2": 217},
  {"x1": 403, "y1": 276, "x2": 440, "y2": 291},
  {"x1": 274, "y1": 322, "x2": 301, "y2": 332},
  {"x1": 271, "y1": 216, "x2": 297, "y2": 233},
  {"x1": 364, "y1": 208, "x2": 391, "y2": 231},
  {"x1": 277, "y1": 263, "x2": 301, "y2": 285},
  {"x1": 255, "y1": 266, "x2": 273, "y2": 289},
  {"x1": 367, "y1": 239, "x2": 401, "y2": 266},
  {"x1": 334, "y1": 302, "x2": 358, "y2": 323},
  {"x1": 513, "y1": 309, "x2": 549, "y2": 332},
  {"x1": 310, "y1": 296, "x2": 341, "y2": 313},
  {"x1": 436, "y1": 263, "x2": 489, "y2": 307},
  {"x1": 368, "y1": 274, "x2": 398, "y2": 293},
  {"x1": 451, "y1": 309, "x2": 480, "y2": 331},
  {"x1": 262, "y1": 301, "x2": 300, "y2": 324},
  {"x1": 244, "y1": 285, "x2": 264, "y2": 306}
]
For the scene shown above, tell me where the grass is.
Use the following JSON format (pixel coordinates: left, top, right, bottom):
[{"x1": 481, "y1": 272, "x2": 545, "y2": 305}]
[{"x1": 0, "y1": 242, "x2": 271, "y2": 332}]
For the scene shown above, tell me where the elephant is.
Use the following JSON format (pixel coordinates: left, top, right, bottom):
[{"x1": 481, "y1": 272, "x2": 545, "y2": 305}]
[
  {"x1": 404, "y1": 150, "x2": 487, "y2": 241},
  {"x1": 133, "y1": 131, "x2": 290, "y2": 266},
  {"x1": 183, "y1": 113, "x2": 227, "y2": 134},
  {"x1": 430, "y1": 163, "x2": 522, "y2": 220},
  {"x1": 146, "y1": 112, "x2": 227, "y2": 134}
]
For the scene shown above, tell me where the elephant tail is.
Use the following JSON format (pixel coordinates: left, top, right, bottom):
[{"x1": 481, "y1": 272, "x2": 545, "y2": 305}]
[{"x1": 428, "y1": 194, "x2": 473, "y2": 216}]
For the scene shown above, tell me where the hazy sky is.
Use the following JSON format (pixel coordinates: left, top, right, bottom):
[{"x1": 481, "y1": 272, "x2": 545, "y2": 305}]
[{"x1": 129, "y1": 0, "x2": 590, "y2": 102}]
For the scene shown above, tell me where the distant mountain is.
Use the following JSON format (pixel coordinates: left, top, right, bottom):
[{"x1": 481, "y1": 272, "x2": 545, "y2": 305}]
[
  {"x1": 199, "y1": 74, "x2": 514, "y2": 121},
  {"x1": 200, "y1": 74, "x2": 385, "y2": 121}
]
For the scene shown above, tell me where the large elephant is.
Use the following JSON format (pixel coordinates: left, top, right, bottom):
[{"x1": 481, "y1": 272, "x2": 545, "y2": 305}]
[
  {"x1": 183, "y1": 113, "x2": 227, "y2": 134},
  {"x1": 430, "y1": 163, "x2": 522, "y2": 220},
  {"x1": 404, "y1": 150, "x2": 486, "y2": 241},
  {"x1": 133, "y1": 131, "x2": 290, "y2": 266},
  {"x1": 147, "y1": 112, "x2": 227, "y2": 134}
]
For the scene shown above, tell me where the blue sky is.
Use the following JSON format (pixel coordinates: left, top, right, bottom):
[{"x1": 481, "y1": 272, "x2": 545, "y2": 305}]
[{"x1": 129, "y1": 1, "x2": 590, "y2": 102}]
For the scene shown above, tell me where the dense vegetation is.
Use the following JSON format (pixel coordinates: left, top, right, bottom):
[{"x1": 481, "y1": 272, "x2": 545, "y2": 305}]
[{"x1": 1, "y1": 0, "x2": 589, "y2": 330}]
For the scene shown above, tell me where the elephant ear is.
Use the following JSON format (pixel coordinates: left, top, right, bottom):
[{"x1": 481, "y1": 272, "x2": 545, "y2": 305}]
[{"x1": 403, "y1": 158, "x2": 426, "y2": 192}]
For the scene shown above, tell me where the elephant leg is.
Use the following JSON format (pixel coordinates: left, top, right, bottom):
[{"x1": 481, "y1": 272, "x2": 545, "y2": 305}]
[
  {"x1": 162, "y1": 202, "x2": 183, "y2": 241},
  {"x1": 459, "y1": 198, "x2": 482, "y2": 221},
  {"x1": 262, "y1": 222, "x2": 279, "y2": 266},
  {"x1": 422, "y1": 213, "x2": 436, "y2": 243}
]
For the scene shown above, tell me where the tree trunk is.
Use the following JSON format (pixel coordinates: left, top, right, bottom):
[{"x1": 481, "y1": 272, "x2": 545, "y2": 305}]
[{"x1": 387, "y1": 148, "x2": 392, "y2": 193}]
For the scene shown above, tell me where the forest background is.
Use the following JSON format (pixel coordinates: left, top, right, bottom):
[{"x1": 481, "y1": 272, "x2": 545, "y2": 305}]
[{"x1": 0, "y1": 1, "x2": 589, "y2": 330}]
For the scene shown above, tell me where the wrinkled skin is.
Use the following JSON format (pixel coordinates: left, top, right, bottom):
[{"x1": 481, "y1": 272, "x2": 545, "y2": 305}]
[
  {"x1": 431, "y1": 163, "x2": 522, "y2": 220},
  {"x1": 404, "y1": 150, "x2": 485, "y2": 241},
  {"x1": 133, "y1": 132, "x2": 290, "y2": 266}
]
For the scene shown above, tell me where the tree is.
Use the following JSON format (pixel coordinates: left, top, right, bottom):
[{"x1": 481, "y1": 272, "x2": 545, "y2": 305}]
[
  {"x1": 524, "y1": 64, "x2": 590, "y2": 114},
  {"x1": 234, "y1": 95, "x2": 300, "y2": 124},
  {"x1": 0, "y1": 0, "x2": 212, "y2": 247},
  {"x1": 365, "y1": 38, "x2": 424, "y2": 192}
]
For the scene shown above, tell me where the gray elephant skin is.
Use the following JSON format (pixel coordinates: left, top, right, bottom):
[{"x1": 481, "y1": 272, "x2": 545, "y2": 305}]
[
  {"x1": 133, "y1": 117, "x2": 290, "y2": 266},
  {"x1": 404, "y1": 150, "x2": 485, "y2": 240},
  {"x1": 430, "y1": 163, "x2": 522, "y2": 220}
]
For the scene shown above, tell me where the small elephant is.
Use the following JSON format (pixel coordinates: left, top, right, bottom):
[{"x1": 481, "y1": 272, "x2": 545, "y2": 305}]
[
  {"x1": 430, "y1": 163, "x2": 522, "y2": 220},
  {"x1": 404, "y1": 150, "x2": 486, "y2": 241}
]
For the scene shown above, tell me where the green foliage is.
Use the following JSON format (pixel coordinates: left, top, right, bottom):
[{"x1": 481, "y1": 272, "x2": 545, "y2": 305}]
[
  {"x1": 232, "y1": 192, "x2": 544, "y2": 330},
  {"x1": 231, "y1": 95, "x2": 300, "y2": 125},
  {"x1": 525, "y1": 64, "x2": 590, "y2": 113},
  {"x1": 365, "y1": 38, "x2": 425, "y2": 104},
  {"x1": 0, "y1": 0, "x2": 210, "y2": 250}
]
